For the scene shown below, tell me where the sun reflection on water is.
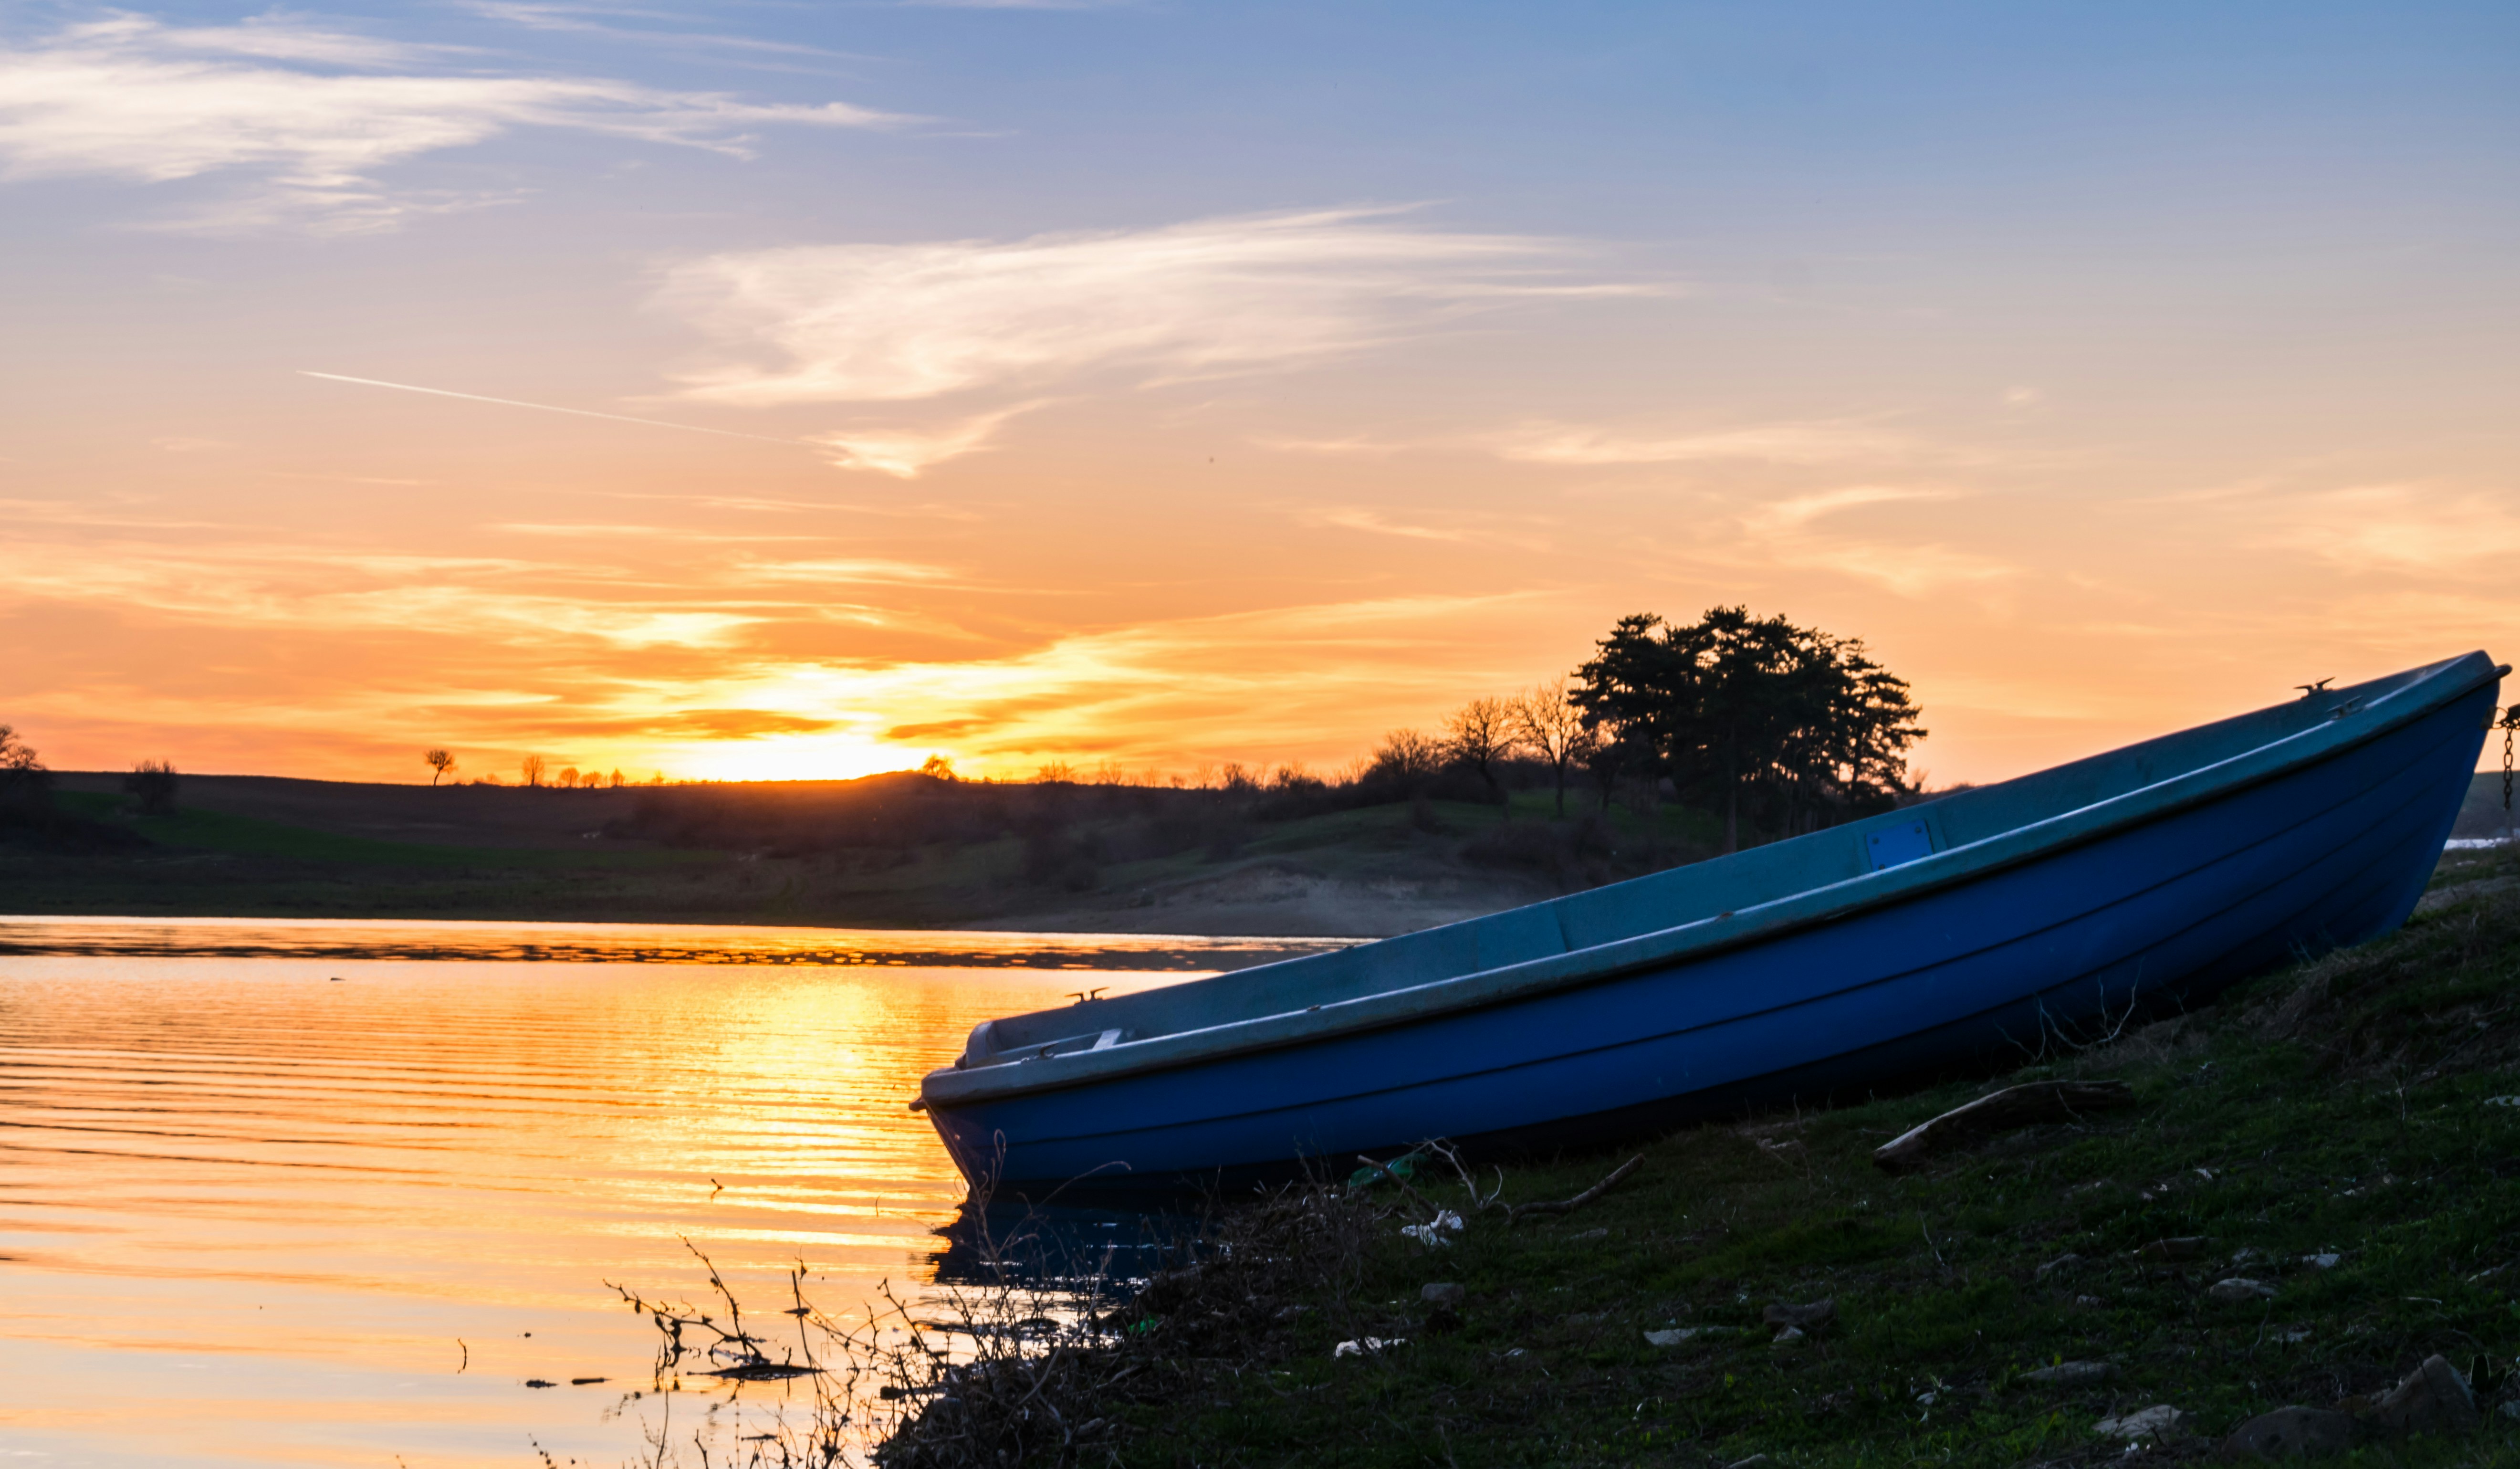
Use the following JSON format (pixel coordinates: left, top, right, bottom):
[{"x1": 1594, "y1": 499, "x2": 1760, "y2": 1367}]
[{"x1": 0, "y1": 926, "x2": 1278, "y2": 1468}]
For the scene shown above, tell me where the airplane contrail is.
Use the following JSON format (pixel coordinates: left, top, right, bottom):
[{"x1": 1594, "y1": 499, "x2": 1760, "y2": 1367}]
[{"x1": 299, "y1": 371, "x2": 801, "y2": 446}]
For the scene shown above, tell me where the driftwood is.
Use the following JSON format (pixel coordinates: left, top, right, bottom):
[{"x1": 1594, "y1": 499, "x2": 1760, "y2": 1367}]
[
  {"x1": 1504, "y1": 1154, "x2": 1644, "y2": 1223},
  {"x1": 1365, "y1": 1145, "x2": 1646, "y2": 1228},
  {"x1": 1872, "y1": 1079, "x2": 2135, "y2": 1171}
]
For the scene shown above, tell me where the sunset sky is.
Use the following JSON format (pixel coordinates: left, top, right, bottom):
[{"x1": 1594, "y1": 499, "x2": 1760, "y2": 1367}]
[{"x1": 3, "y1": 2, "x2": 2514, "y2": 787}]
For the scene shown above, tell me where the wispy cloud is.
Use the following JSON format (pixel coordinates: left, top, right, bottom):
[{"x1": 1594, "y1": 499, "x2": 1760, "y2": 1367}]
[
  {"x1": 0, "y1": 12, "x2": 906, "y2": 232},
  {"x1": 303, "y1": 371, "x2": 804, "y2": 443},
  {"x1": 1669, "y1": 483, "x2": 2018, "y2": 598},
  {"x1": 1303, "y1": 506, "x2": 1472, "y2": 543},
  {"x1": 658, "y1": 207, "x2": 1652, "y2": 406},
  {"x1": 1487, "y1": 417, "x2": 1922, "y2": 468},
  {"x1": 2255, "y1": 483, "x2": 2520, "y2": 573},
  {"x1": 457, "y1": 2, "x2": 880, "y2": 64},
  {"x1": 654, "y1": 206, "x2": 1652, "y2": 472},
  {"x1": 1248, "y1": 433, "x2": 1411, "y2": 458},
  {"x1": 488, "y1": 522, "x2": 824, "y2": 543},
  {"x1": 806, "y1": 403, "x2": 1044, "y2": 477},
  {"x1": 1290, "y1": 503, "x2": 1561, "y2": 553},
  {"x1": 0, "y1": 533, "x2": 762, "y2": 649},
  {"x1": 1736, "y1": 484, "x2": 1956, "y2": 535},
  {"x1": 730, "y1": 556, "x2": 957, "y2": 584}
]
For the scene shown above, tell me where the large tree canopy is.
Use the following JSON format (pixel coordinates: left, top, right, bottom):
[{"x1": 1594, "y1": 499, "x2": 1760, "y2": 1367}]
[{"x1": 1570, "y1": 607, "x2": 1925, "y2": 850}]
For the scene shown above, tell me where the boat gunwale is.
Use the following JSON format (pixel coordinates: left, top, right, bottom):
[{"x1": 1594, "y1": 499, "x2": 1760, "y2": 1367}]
[{"x1": 923, "y1": 653, "x2": 2506, "y2": 1109}]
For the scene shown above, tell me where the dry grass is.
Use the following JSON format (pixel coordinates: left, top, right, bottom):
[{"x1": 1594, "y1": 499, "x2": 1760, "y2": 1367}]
[{"x1": 600, "y1": 1181, "x2": 1390, "y2": 1469}]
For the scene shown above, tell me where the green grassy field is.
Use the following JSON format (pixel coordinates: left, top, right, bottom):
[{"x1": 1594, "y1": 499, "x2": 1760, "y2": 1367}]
[{"x1": 1094, "y1": 847, "x2": 2520, "y2": 1467}]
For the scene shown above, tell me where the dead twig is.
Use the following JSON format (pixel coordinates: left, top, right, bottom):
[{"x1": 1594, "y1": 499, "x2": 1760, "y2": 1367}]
[
  {"x1": 1413, "y1": 1140, "x2": 1644, "y2": 1225},
  {"x1": 1503, "y1": 1154, "x2": 1645, "y2": 1225},
  {"x1": 1872, "y1": 1080, "x2": 2136, "y2": 1172}
]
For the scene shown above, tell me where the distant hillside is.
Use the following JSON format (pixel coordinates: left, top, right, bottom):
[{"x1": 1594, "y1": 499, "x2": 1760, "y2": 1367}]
[{"x1": 3, "y1": 770, "x2": 1716, "y2": 937}]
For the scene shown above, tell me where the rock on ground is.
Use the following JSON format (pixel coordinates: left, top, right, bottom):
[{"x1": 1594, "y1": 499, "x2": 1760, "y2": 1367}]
[
  {"x1": 2372, "y1": 1354, "x2": 2479, "y2": 1436},
  {"x1": 2096, "y1": 1405, "x2": 2190, "y2": 1442},
  {"x1": 1761, "y1": 1298, "x2": 1835, "y2": 1340},
  {"x1": 2221, "y1": 1406, "x2": 2357, "y2": 1460}
]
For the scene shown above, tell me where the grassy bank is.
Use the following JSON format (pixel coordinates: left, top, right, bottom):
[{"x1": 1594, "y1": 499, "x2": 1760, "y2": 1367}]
[{"x1": 880, "y1": 848, "x2": 2520, "y2": 1468}]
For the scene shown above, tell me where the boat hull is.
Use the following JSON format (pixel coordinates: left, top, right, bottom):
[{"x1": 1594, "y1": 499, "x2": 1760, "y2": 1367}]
[{"x1": 929, "y1": 674, "x2": 2495, "y2": 1198}]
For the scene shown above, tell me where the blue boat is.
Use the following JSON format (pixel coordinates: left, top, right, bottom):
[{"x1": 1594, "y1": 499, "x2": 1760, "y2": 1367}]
[{"x1": 920, "y1": 652, "x2": 2506, "y2": 1198}]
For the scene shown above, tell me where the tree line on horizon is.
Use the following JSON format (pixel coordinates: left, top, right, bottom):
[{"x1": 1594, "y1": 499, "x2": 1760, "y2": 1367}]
[
  {"x1": 615, "y1": 608, "x2": 1926, "y2": 889},
  {"x1": 0, "y1": 727, "x2": 183, "y2": 851},
  {"x1": 408, "y1": 607, "x2": 1924, "y2": 852},
  {"x1": 1000, "y1": 605, "x2": 1925, "y2": 853},
  {"x1": 419, "y1": 748, "x2": 659, "y2": 789}
]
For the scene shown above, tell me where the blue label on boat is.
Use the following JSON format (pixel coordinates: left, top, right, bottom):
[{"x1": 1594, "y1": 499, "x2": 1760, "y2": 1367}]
[{"x1": 1866, "y1": 818, "x2": 1935, "y2": 871}]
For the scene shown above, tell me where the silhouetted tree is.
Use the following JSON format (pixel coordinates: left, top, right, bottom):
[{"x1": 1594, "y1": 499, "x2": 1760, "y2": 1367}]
[
  {"x1": 1511, "y1": 677, "x2": 1596, "y2": 817},
  {"x1": 0, "y1": 725, "x2": 50, "y2": 816},
  {"x1": 125, "y1": 759, "x2": 178, "y2": 816},
  {"x1": 1581, "y1": 727, "x2": 1642, "y2": 817},
  {"x1": 608, "y1": 769, "x2": 625, "y2": 788},
  {"x1": 1367, "y1": 729, "x2": 1445, "y2": 792},
  {"x1": 920, "y1": 754, "x2": 957, "y2": 781},
  {"x1": 1443, "y1": 697, "x2": 1518, "y2": 806},
  {"x1": 1573, "y1": 607, "x2": 1924, "y2": 851},
  {"x1": 520, "y1": 755, "x2": 547, "y2": 787},
  {"x1": 424, "y1": 748, "x2": 457, "y2": 785}
]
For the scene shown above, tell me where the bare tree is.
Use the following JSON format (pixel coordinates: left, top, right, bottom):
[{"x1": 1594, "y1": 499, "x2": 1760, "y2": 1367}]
[
  {"x1": 1368, "y1": 729, "x2": 1445, "y2": 790},
  {"x1": 0, "y1": 725, "x2": 48, "y2": 815},
  {"x1": 1443, "y1": 697, "x2": 1519, "y2": 806},
  {"x1": 919, "y1": 754, "x2": 956, "y2": 781},
  {"x1": 1511, "y1": 677, "x2": 1596, "y2": 817},
  {"x1": 520, "y1": 755, "x2": 547, "y2": 787},
  {"x1": 125, "y1": 759, "x2": 178, "y2": 816},
  {"x1": 608, "y1": 768, "x2": 625, "y2": 788},
  {"x1": 424, "y1": 749, "x2": 457, "y2": 786}
]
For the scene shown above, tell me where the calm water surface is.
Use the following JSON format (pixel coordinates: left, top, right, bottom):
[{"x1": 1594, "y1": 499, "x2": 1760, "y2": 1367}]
[{"x1": 0, "y1": 919, "x2": 1313, "y2": 1468}]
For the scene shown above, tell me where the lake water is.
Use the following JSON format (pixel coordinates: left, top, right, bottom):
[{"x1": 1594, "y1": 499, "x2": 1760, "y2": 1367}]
[{"x1": 0, "y1": 918, "x2": 1326, "y2": 1468}]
